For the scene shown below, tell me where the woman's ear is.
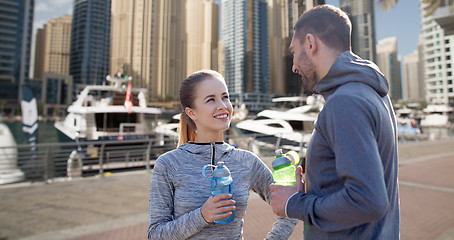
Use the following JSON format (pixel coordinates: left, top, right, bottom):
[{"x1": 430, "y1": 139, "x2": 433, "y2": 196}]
[{"x1": 185, "y1": 107, "x2": 197, "y2": 121}]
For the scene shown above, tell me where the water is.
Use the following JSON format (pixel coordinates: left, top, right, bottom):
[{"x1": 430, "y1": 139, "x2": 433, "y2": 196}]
[
  {"x1": 5, "y1": 121, "x2": 60, "y2": 145},
  {"x1": 4, "y1": 118, "x2": 169, "y2": 146}
]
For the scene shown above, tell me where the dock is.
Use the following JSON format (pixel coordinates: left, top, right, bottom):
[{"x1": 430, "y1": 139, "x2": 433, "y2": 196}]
[{"x1": 1, "y1": 139, "x2": 454, "y2": 240}]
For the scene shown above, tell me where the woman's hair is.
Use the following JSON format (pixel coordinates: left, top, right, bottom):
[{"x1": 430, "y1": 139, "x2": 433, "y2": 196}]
[
  {"x1": 294, "y1": 4, "x2": 351, "y2": 52},
  {"x1": 178, "y1": 69, "x2": 225, "y2": 146}
]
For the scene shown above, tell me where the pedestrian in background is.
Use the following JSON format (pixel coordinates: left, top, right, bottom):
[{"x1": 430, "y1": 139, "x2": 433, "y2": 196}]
[
  {"x1": 148, "y1": 70, "x2": 297, "y2": 239},
  {"x1": 270, "y1": 5, "x2": 400, "y2": 239}
]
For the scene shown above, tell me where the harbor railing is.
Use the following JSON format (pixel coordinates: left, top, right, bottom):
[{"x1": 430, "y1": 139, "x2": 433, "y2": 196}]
[{"x1": 0, "y1": 133, "x2": 308, "y2": 184}]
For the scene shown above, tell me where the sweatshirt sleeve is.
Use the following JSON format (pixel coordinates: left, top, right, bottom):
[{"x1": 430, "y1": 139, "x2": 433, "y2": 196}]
[
  {"x1": 249, "y1": 153, "x2": 298, "y2": 239},
  {"x1": 148, "y1": 156, "x2": 209, "y2": 240},
  {"x1": 286, "y1": 95, "x2": 389, "y2": 232}
]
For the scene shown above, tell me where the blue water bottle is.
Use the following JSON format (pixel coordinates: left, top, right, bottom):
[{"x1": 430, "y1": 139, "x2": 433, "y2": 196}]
[{"x1": 202, "y1": 162, "x2": 235, "y2": 223}]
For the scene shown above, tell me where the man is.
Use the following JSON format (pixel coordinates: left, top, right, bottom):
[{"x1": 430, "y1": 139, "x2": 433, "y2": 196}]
[{"x1": 270, "y1": 5, "x2": 400, "y2": 239}]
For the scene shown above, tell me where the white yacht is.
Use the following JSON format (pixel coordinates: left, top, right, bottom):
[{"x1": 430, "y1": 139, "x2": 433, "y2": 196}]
[
  {"x1": 420, "y1": 104, "x2": 453, "y2": 127},
  {"x1": 235, "y1": 97, "x2": 321, "y2": 151},
  {"x1": 54, "y1": 75, "x2": 162, "y2": 142},
  {"x1": 0, "y1": 122, "x2": 24, "y2": 184}
]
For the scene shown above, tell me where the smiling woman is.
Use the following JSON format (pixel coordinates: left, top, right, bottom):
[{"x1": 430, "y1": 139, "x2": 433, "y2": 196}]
[{"x1": 147, "y1": 69, "x2": 298, "y2": 240}]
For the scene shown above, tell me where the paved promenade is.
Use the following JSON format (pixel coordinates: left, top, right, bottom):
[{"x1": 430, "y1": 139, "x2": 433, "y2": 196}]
[{"x1": 1, "y1": 139, "x2": 454, "y2": 240}]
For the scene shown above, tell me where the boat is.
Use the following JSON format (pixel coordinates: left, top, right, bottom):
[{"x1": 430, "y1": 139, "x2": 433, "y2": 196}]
[
  {"x1": 420, "y1": 104, "x2": 453, "y2": 140},
  {"x1": 235, "y1": 98, "x2": 320, "y2": 152},
  {"x1": 54, "y1": 75, "x2": 162, "y2": 142},
  {"x1": 420, "y1": 104, "x2": 453, "y2": 127},
  {"x1": 154, "y1": 113, "x2": 180, "y2": 138},
  {"x1": 0, "y1": 122, "x2": 25, "y2": 184},
  {"x1": 54, "y1": 75, "x2": 173, "y2": 171}
]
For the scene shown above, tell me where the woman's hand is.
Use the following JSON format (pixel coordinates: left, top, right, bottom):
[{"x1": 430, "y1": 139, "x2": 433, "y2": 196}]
[{"x1": 201, "y1": 193, "x2": 236, "y2": 223}]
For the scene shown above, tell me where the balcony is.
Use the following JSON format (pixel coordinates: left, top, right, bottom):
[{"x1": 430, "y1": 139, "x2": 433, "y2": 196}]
[{"x1": 433, "y1": 2, "x2": 454, "y2": 36}]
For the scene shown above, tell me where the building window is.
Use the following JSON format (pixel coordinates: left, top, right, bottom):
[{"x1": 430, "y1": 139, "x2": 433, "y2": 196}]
[
  {"x1": 446, "y1": 48, "x2": 451, "y2": 52},
  {"x1": 449, "y1": 88, "x2": 453, "y2": 93}
]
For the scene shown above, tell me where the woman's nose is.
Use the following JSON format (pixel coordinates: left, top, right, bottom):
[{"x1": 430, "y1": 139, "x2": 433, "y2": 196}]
[{"x1": 218, "y1": 100, "x2": 227, "y2": 110}]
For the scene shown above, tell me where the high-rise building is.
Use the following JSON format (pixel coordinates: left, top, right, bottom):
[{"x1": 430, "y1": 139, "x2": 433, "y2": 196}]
[
  {"x1": 110, "y1": 0, "x2": 153, "y2": 91},
  {"x1": 186, "y1": 0, "x2": 219, "y2": 76},
  {"x1": 69, "y1": 0, "x2": 111, "y2": 90},
  {"x1": 267, "y1": 0, "x2": 323, "y2": 97},
  {"x1": 0, "y1": 0, "x2": 34, "y2": 104},
  {"x1": 150, "y1": 0, "x2": 186, "y2": 101},
  {"x1": 403, "y1": 50, "x2": 424, "y2": 101},
  {"x1": 111, "y1": 0, "x2": 217, "y2": 102},
  {"x1": 222, "y1": 0, "x2": 271, "y2": 112},
  {"x1": 34, "y1": 15, "x2": 72, "y2": 79},
  {"x1": 376, "y1": 37, "x2": 402, "y2": 100},
  {"x1": 420, "y1": 0, "x2": 454, "y2": 106},
  {"x1": 340, "y1": 0, "x2": 376, "y2": 62}
]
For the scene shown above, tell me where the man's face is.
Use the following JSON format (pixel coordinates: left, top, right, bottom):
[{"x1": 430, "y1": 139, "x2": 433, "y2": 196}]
[{"x1": 289, "y1": 35, "x2": 318, "y2": 92}]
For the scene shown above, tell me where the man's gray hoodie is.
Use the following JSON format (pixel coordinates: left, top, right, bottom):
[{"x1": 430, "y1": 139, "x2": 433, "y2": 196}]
[
  {"x1": 148, "y1": 142, "x2": 297, "y2": 239},
  {"x1": 286, "y1": 51, "x2": 400, "y2": 239}
]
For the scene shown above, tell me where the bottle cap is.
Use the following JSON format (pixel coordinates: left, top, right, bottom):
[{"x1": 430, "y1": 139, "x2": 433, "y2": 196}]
[
  {"x1": 213, "y1": 162, "x2": 230, "y2": 177},
  {"x1": 272, "y1": 154, "x2": 291, "y2": 169}
]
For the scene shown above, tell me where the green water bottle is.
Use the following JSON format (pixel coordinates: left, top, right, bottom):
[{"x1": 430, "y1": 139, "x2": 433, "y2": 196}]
[{"x1": 272, "y1": 149, "x2": 297, "y2": 186}]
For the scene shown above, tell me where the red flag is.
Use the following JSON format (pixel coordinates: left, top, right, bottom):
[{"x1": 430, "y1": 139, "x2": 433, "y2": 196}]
[{"x1": 124, "y1": 81, "x2": 133, "y2": 113}]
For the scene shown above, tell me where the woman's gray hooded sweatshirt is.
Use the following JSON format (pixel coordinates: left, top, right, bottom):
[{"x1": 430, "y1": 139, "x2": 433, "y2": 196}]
[
  {"x1": 148, "y1": 142, "x2": 297, "y2": 240},
  {"x1": 286, "y1": 51, "x2": 400, "y2": 239}
]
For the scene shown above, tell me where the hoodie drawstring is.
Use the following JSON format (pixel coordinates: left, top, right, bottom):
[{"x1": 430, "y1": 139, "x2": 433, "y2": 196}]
[{"x1": 210, "y1": 142, "x2": 215, "y2": 170}]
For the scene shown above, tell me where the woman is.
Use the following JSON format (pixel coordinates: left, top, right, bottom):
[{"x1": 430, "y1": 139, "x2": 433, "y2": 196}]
[{"x1": 148, "y1": 70, "x2": 297, "y2": 239}]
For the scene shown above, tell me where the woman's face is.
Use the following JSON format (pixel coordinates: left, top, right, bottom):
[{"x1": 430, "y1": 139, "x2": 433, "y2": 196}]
[{"x1": 186, "y1": 77, "x2": 233, "y2": 136}]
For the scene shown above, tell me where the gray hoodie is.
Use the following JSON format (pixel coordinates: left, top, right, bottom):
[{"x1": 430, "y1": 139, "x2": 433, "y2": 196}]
[
  {"x1": 286, "y1": 51, "x2": 400, "y2": 239},
  {"x1": 148, "y1": 142, "x2": 298, "y2": 239}
]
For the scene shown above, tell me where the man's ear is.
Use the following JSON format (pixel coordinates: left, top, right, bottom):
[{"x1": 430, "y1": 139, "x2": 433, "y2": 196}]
[
  {"x1": 185, "y1": 107, "x2": 197, "y2": 121},
  {"x1": 306, "y1": 33, "x2": 317, "y2": 55}
]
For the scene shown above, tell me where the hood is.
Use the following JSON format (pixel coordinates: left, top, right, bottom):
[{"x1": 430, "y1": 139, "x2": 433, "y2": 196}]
[
  {"x1": 178, "y1": 142, "x2": 235, "y2": 162},
  {"x1": 313, "y1": 51, "x2": 389, "y2": 99}
]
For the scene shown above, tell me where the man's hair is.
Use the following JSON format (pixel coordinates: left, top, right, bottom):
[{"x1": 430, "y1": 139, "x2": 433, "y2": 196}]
[{"x1": 294, "y1": 4, "x2": 351, "y2": 52}]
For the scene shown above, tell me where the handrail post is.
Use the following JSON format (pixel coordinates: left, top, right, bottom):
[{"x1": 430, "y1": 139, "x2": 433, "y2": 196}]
[
  {"x1": 44, "y1": 146, "x2": 50, "y2": 183},
  {"x1": 99, "y1": 143, "x2": 105, "y2": 178},
  {"x1": 146, "y1": 139, "x2": 152, "y2": 173},
  {"x1": 275, "y1": 134, "x2": 282, "y2": 149}
]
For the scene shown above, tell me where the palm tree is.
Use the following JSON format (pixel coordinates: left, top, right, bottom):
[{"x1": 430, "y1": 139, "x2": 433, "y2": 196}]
[{"x1": 378, "y1": 0, "x2": 452, "y2": 15}]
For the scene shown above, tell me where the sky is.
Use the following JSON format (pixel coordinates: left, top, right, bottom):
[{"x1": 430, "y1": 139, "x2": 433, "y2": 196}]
[
  {"x1": 325, "y1": 0, "x2": 421, "y2": 59},
  {"x1": 31, "y1": 0, "x2": 422, "y2": 67}
]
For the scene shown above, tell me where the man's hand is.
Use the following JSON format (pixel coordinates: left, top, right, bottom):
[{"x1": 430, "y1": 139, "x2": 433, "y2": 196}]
[{"x1": 270, "y1": 166, "x2": 305, "y2": 217}]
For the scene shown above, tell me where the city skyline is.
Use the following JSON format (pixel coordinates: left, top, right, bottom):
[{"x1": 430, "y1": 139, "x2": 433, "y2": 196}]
[{"x1": 33, "y1": 0, "x2": 421, "y2": 71}]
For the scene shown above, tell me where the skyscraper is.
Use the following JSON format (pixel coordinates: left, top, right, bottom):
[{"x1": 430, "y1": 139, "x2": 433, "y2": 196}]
[
  {"x1": 222, "y1": 0, "x2": 271, "y2": 112},
  {"x1": 150, "y1": 0, "x2": 186, "y2": 101},
  {"x1": 34, "y1": 15, "x2": 72, "y2": 79},
  {"x1": 403, "y1": 50, "x2": 424, "y2": 101},
  {"x1": 420, "y1": 0, "x2": 454, "y2": 106},
  {"x1": 376, "y1": 37, "x2": 402, "y2": 100},
  {"x1": 69, "y1": 0, "x2": 111, "y2": 90},
  {"x1": 110, "y1": 0, "x2": 153, "y2": 91},
  {"x1": 186, "y1": 0, "x2": 219, "y2": 76},
  {"x1": 340, "y1": 0, "x2": 376, "y2": 62},
  {"x1": 0, "y1": 0, "x2": 34, "y2": 103},
  {"x1": 268, "y1": 0, "x2": 323, "y2": 97}
]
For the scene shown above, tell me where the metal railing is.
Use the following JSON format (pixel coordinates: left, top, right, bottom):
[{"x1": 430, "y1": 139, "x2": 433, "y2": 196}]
[{"x1": 0, "y1": 133, "x2": 307, "y2": 184}]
